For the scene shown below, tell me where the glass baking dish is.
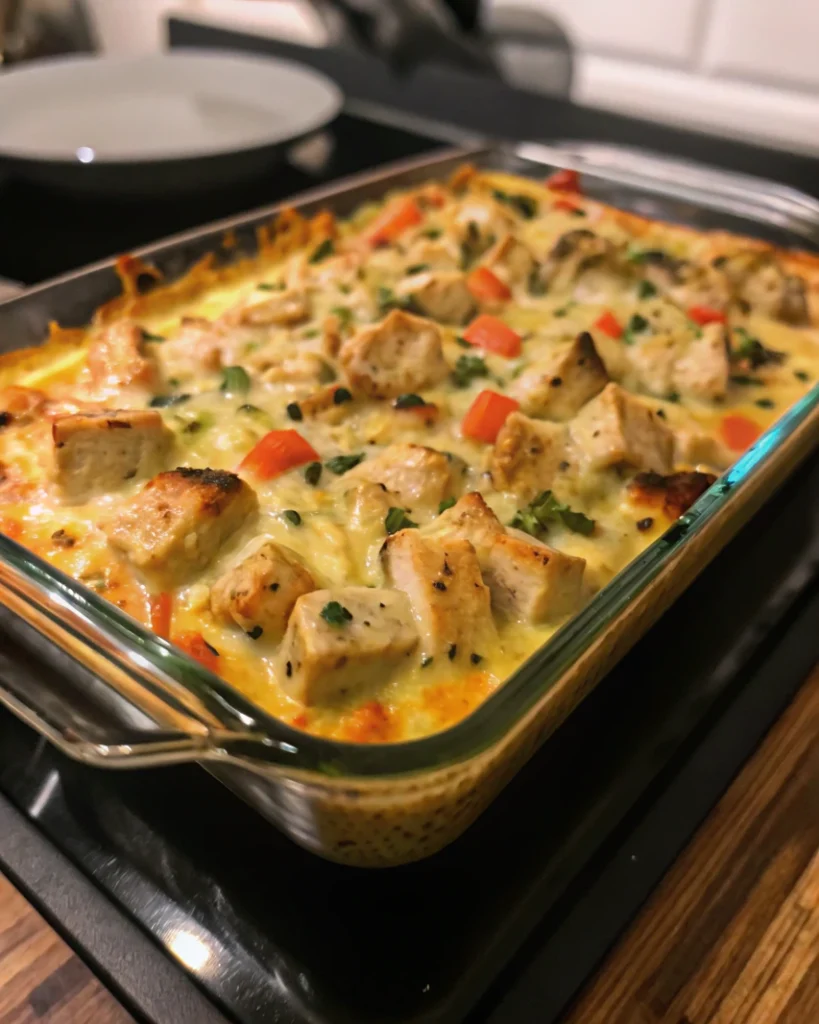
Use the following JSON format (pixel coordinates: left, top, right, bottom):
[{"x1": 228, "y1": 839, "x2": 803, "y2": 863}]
[{"x1": 1, "y1": 143, "x2": 818, "y2": 867}]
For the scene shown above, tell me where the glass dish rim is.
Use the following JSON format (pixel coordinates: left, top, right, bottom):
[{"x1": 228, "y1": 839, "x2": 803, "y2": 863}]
[{"x1": 1, "y1": 142, "x2": 818, "y2": 780}]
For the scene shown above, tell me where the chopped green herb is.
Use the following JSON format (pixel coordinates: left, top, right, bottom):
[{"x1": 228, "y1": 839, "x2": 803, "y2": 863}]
[
  {"x1": 666, "y1": 391, "x2": 680, "y2": 403},
  {"x1": 510, "y1": 490, "x2": 595, "y2": 538},
  {"x1": 455, "y1": 336, "x2": 472, "y2": 348},
  {"x1": 320, "y1": 601, "x2": 353, "y2": 627},
  {"x1": 451, "y1": 354, "x2": 489, "y2": 388},
  {"x1": 149, "y1": 393, "x2": 190, "y2": 408},
  {"x1": 795, "y1": 369, "x2": 811, "y2": 382},
  {"x1": 333, "y1": 387, "x2": 353, "y2": 405},
  {"x1": 421, "y1": 655, "x2": 434, "y2": 668},
  {"x1": 302, "y1": 328, "x2": 319, "y2": 339},
  {"x1": 330, "y1": 305, "x2": 354, "y2": 329},
  {"x1": 256, "y1": 281, "x2": 284, "y2": 291},
  {"x1": 141, "y1": 330, "x2": 166, "y2": 342},
  {"x1": 438, "y1": 497, "x2": 456, "y2": 514},
  {"x1": 286, "y1": 402, "x2": 303, "y2": 422},
  {"x1": 304, "y1": 461, "x2": 322, "y2": 486},
  {"x1": 528, "y1": 267, "x2": 547, "y2": 296},
  {"x1": 406, "y1": 263, "x2": 429, "y2": 275},
  {"x1": 637, "y1": 280, "x2": 657, "y2": 300},
  {"x1": 421, "y1": 228, "x2": 442, "y2": 240},
  {"x1": 492, "y1": 188, "x2": 538, "y2": 219},
  {"x1": 622, "y1": 313, "x2": 650, "y2": 345},
  {"x1": 377, "y1": 285, "x2": 399, "y2": 315},
  {"x1": 553, "y1": 302, "x2": 575, "y2": 318},
  {"x1": 393, "y1": 393, "x2": 426, "y2": 409},
  {"x1": 309, "y1": 238, "x2": 335, "y2": 264},
  {"x1": 318, "y1": 361, "x2": 337, "y2": 384},
  {"x1": 283, "y1": 510, "x2": 302, "y2": 526},
  {"x1": 755, "y1": 398, "x2": 775, "y2": 409},
  {"x1": 733, "y1": 327, "x2": 785, "y2": 370},
  {"x1": 470, "y1": 653, "x2": 483, "y2": 665},
  {"x1": 384, "y1": 506, "x2": 418, "y2": 534},
  {"x1": 730, "y1": 374, "x2": 765, "y2": 387},
  {"x1": 246, "y1": 625, "x2": 264, "y2": 639},
  {"x1": 459, "y1": 221, "x2": 483, "y2": 270},
  {"x1": 219, "y1": 366, "x2": 251, "y2": 394},
  {"x1": 326, "y1": 452, "x2": 365, "y2": 475},
  {"x1": 237, "y1": 403, "x2": 263, "y2": 414},
  {"x1": 626, "y1": 245, "x2": 648, "y2": 264},
  {"x1": 339, "y1": 283, "x2": 351, "y2": 295}
]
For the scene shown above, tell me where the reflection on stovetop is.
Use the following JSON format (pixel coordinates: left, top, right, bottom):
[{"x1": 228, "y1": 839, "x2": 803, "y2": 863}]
[
  {"x1": 0, "y1": 113, "x2": 445, "y2": 286},
  {"x1": 0, "y1": 450, "x2": 818, "y2": 1024}
]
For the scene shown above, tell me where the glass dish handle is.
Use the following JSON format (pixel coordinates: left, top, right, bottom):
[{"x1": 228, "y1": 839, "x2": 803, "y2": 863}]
[{"x1": 515, "y1": 140, "x2": 819, "y2": 241}]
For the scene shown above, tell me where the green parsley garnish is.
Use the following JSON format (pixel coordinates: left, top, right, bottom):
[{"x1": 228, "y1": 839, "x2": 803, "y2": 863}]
[
  {"x1": 406, "y1": 263, "x2": 429, "y2": 275},
  {"x1": 622, "y1": 313, "x2": 650, "y2": 345},
  {"x1": 331, "y1": 305, "x2": 354, "y2": 330},
  {"x1": 309, "y1": 238, "x2": 335, "y2": 264},
  {"x1": 637, "y1": 280, "x2": 657, "y2": 300},
  {"x1": 256, "y1": 281, "x2": 284, "y2": 291},
  {"x1": 246, "y1": 626, "x2": 264, "y2": 639},
  {"x1": 438, "y1": 497, "x2": 456, "y2": 514},
  {"x1": 219, "y1": 366, "x2": 251, "y2": 394},
  {"x1": 510, "y1": 490, "x2": 595, "y2": 538},
  {"x1": 795, "y1": 369, "x2": 811, "y2": 382},
  {"x1": 321, "y1": 601, "x2": 353, "y2": 627},
  {"x1": 384, "y1": 507, "x2": 418, "y2": 534},
  {"x1": 283, "y1": 510, "x2": 302, "y2": 526},
  {"x1": 286, "y1": 402, "x2": 303, "y2": 422},
  {"x1": 304, "y1": 461, "x2": 322, "y2": 486},
  {"x1": 149, "y1": 393, "x2": 190, "y2": 408},
  {"x1": 326, "y1": 453, "x2": 365, "y2": 475},
  {"x1": 732, "y1": 327, "x2": 785, "y2": 369},
  {"x1": 528, "y1": 267, "x2": 547, "y2": 296},
  {"x1": 333, "y1": 387, "x2": 353, "y2": 405},
  {"x1": 421, "y1": 655, "x2": 434, "y2": 668},
  {"x1": 492, "y1": 188, "x2": 538, "y2": 219},
  {"x1": 141, "y1": 330, "x2": 166, "y2": 342},
  {"x1": 755, "y1": 398, "x2": 775, "y2": 409},
  {"x1": 420, "y1": 228, "x2": 442, "y2": 240},
  {"x1": 393, "y1": 393, "x2": 426, "y2": 409},
  {"x1": 451, "y1": 354, "x2": 489, "y2": 388},
  {"x1": 730, "y1": 374, "x2": 765, "y2": 387}
]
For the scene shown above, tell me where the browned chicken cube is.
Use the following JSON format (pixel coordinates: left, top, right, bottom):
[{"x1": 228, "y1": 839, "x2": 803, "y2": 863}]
[
  {"x1": 277, "y1": 587, "x2": 418, "y2": 705},
  {"x1": 382, "y1": 530, "x2": 496, "y2": 663},
  {"x1": 483, "y1": 234, "x2": 537, "y2": 288},
  {"x1": 433, "y1": 491, "x2": 504, "y2": 561},
  {"x1": 105, "y1": 468, "x2": 257, "y2": 583},
  {"x1": 673, "y1": 323, "x2": 730, "y2": 401},
  {"x1": 339, "y1": 309, "x2": 448, "y2": 399},
  {"x1": 510, "y1": 331, "x2": 609, "y2": 421},
  {"x1": 86, "y1": 323, "x2": 159, "y2": 391},
  {"x1": 347, "y1": 444, "x2": 461, "y2": 510},
  {"x1": 484, "y1": 533, "x2": 585, "y2": 623},
  {"x1": 490, "y1": 412, "x2": 569, "y2": 502},
  {"x1": 226, "y1": 287, "x2": 310, "y2": 327},
  {"x1": 52, "y1": 409, "x2": 173, "y2": 501},
  {"x1": 568, "y1": 383, "x2": 673, "y2": 474},
  {"x1": 396, "y1": 271, "x2": 475, "y2": 325},
  {"x1": 210, "y1": 541, "x2": 315, "y2": 640}
]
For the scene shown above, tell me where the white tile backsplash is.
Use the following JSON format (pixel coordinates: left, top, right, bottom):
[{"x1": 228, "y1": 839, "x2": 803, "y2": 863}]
[
  {"x1": 702, "y1": 0, "x2": 819, "y2": 92},
  {"x1": 490, "y1": 0, "x2": 707, "y2": 64}
]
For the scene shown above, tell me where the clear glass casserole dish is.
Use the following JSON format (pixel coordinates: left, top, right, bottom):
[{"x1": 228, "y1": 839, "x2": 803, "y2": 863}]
[{"x1": 0, "y1": 142, "x2": 818, "y2": 867}]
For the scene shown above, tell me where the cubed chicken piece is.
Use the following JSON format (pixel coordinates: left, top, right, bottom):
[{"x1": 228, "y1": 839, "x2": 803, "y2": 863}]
[
  {"x1": 484, "y1": 533, "x2": 585, "y2": 623},
  {"x1": 86, "y1": 323, "x2": 158, "y2": 391},
  {"x1": 483, "y1": 234, "x2": 537, "y2": 288},
  {"x1": 626, "y1": 332, "x2": 683, "y2": 398},
  {"x1": 277, "y1": 587, "x2": 418, "y2": 706},
  {"x1": 396, "y1": 271, "x2": 475, "y2": 325},
  {"x1": 453, "y1": 197, "x2": 517, "y2": 251},
  {"x1": 339, "y1": 309, "x2": 448, "y2": 399},
  {"x1": 226, "y1": 287, "x2": 310, "y2": 327},
  {"x1": 345, "y1": 482, "x2": 396, "y2": 584},
  {"x1": 52, "y1": 409, "x2": 174, "y2": 501},
  {"x1": 346, "y1": 444, "x2": 461, "y2": 510},
  {"x1": 673, "y1": 323, "x2": 729, "y2": 401},
  {"x1": 297, "y1": 385, "x2": 357, "y2": 424},
  {"x1": 510, "y1": 331, "x2": 609, "y2": 421},
  {"x1": 569, "y1": 383, "x2": 673, "y2": 474},
  {"x1": 105, "y1": 468, "x2": 257, "y2": 583},
  {"x1": 718, "y1": 251, "x2": 808, "y2": 325},
  {"x1": 490, "y1": 412, "x2": 569, "y2": 502},
  {"x1": 537, "y1": 230, "x2": 614, "y2": 294},
  {"x1": 161, "y1": 317, "x2": 224, "y2": 376},
  {"x1": 642, "y1": 252, "x2": 730, "y2": 313},
  {"x1": 673, "y1": 426, "x2": 732, "y2": 471},
  {"x1": 403, "y1": 237, "x2": 461, "y2": 272},
  {"x1": 210, "y1": 541, "x2": 315, "y2": 640},
  {"x1": 433, "y1": 491, "x2": 504, "y2": 561},
  {"x1": 382, "y1": 531, "x2": 496, "y2": 662},
  {"x1": 252, "y1": 351, "x2": 334, "y2": 386}
]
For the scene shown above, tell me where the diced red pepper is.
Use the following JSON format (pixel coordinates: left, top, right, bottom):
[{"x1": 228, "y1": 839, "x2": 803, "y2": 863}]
[
  {"x1": 466, "y1": 266, "x2": 512, "y2": 303},
  {"x1": 240, "y1": 429, "x2": 319, "y2": 480},
  {"x1": 594, "y1": 310, "x2": 624, "y2": 339},
  {"x1": 462, "y1": 390, "x2": 520, "y2": 444},
  {"x1": 688, "y1": 305, "x2": 727, "y2": 326},
  {"x1": 720, "y1": 414, "x2": 762, "y2": 452},
  {"x1": 553, "y1": 198, "x2": 582, "y2": 214},
  {"x1": 462, "y1": 314, "x2": 522, "y2": 358},
  {"x1": 367, "y1": 197, "x2": 424, "y2": 246},
  {"x1": 174, "y1": 632, "x2": 220, "y2": 673},
  {"x1": 546, "y1": 168, "x2": 581, "y2": 193},
  {"x1": 149, "y1": 591, "x2": 172, "y2": 639}
]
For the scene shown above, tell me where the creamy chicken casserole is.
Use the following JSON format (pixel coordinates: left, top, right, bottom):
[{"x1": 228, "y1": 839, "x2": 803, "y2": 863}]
[{"x1": 0, "y1": 165, "x2": 817, "y2": 743}]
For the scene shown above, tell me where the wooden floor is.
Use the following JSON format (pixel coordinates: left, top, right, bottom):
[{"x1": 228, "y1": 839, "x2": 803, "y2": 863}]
[{"x1": 1, "y1": 664, "x2": 818, "y2": 1024}]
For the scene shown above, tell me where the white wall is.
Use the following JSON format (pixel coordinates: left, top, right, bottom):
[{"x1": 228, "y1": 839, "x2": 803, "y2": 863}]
[{"x1": 489, "y1": 0, "x2": 819, "y2": 154}]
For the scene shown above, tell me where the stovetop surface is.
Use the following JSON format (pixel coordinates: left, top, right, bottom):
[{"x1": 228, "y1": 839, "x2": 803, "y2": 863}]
[{"x1": 1, "y1": 95, "x2": 818, "y2": 1024}]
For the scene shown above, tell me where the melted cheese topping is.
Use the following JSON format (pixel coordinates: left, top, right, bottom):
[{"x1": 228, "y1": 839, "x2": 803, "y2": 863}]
[{"x1": 0, "y1": 168, "x2": 817, "y2": 743}]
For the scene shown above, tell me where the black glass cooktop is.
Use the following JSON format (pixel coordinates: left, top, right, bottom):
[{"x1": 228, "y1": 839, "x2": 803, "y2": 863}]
[{"x1": 1, "y1": 94, "x2": 818, "y2": 1024}]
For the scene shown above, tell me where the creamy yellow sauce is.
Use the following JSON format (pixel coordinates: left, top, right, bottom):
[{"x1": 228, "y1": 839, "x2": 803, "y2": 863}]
[{"x1": 0, "y1": 168, "x2": 817, "y2": 743}]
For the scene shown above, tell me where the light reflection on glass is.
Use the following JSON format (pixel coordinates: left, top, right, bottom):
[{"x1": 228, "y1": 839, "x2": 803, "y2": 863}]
[
  {"x1": 76, "y1": 146, "x2": 95, "y2": 164},
  {"x1": 167, "y1": 928, "x2": 212, "y2": 971}
]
